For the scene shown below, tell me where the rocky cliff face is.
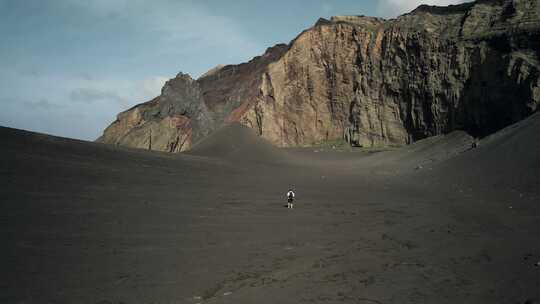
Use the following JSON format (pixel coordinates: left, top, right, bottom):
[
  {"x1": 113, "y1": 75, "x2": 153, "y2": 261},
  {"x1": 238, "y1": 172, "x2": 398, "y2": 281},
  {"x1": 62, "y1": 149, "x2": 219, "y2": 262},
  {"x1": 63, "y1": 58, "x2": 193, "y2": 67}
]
[
  {"x1": 98, "y1": 73, "x2": 214, "y2": 152},
  {"x1": 98, "y1": 0, "x2": 540, "y2": 151}
]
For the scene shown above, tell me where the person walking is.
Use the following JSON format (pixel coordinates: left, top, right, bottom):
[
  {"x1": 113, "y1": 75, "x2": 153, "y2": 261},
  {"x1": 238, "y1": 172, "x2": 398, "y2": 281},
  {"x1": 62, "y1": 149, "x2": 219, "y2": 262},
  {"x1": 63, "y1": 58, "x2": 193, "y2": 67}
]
[{"x1": 287, "y1": 188, "x2": 296, "y2": 209}]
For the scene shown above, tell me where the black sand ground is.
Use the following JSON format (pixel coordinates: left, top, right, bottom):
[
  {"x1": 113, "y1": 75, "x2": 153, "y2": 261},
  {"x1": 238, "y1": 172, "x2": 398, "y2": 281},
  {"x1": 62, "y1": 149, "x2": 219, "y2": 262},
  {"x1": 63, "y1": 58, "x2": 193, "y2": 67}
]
[{"x1": 1, "y1": 113, "x2": 539, "y2": 304}]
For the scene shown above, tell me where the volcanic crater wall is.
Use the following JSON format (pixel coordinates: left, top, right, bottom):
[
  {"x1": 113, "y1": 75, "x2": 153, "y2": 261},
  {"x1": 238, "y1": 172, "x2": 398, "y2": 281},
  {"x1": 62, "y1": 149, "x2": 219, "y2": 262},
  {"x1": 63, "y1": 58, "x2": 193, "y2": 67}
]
[{"x1": 98, "y1": 0, "x2": 540, "y2": 151}]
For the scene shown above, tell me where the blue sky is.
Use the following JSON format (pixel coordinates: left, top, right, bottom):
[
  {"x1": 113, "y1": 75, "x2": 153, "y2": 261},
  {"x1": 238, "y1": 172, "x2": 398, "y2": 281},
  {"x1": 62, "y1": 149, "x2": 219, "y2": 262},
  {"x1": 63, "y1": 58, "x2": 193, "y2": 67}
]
[{"x1": 0, "y1": 0, "x2": 466, "y2": 140}]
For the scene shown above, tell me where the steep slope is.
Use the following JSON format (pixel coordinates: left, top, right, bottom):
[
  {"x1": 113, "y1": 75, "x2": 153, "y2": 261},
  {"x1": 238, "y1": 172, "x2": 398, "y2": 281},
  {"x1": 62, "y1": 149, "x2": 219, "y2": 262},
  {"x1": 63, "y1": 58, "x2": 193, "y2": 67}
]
[
  {"x1": 432, "y1": 110, "x2": 540, "y2": 194},
  {"x1": 98, "y1": 0, "x2": 540, "y2": 152},
  {"x1": 356, "y1": 130, "x2": 475, "y2": 172}
]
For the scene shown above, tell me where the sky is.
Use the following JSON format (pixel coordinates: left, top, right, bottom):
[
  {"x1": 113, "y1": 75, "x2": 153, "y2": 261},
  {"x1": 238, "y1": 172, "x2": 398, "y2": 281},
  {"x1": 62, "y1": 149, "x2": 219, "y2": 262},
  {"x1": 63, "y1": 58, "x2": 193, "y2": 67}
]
[{"x1": 0, "y1": 0, "x2": 468, "y2": 141}]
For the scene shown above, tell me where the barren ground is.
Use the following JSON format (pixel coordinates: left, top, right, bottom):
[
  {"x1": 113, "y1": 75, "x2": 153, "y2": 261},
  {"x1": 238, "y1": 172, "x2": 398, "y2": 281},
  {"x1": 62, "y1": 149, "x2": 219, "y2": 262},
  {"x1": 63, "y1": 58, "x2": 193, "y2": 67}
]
[{"x1": 1, "y1": 113, "x2": 539, "y2": 304}]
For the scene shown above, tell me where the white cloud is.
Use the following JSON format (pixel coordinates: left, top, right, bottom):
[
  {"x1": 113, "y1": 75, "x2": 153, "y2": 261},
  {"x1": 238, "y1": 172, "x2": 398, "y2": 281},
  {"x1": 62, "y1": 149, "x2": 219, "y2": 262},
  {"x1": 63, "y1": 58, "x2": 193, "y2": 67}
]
[
  {"x1": 377, "y1": 0, "x2": 470, "y2": 17},
  {"x1": 0, "y1": 1, "x2": 264, "y2": 140},
  {"x1": 0, "y1": 66, "x2": 172, "y2": 140},
  {"x1": 141, "y1": 76, "x2": 168, "y2": 100},
  {"x1": 70, "y1": 87, "x2": 127, "y2": 105},
  {"x1": 23, "y1": 99, "x2": 63, "y2": 110},
  {"x1": 61, "y1": 0, "x2": 262, "y2": 76},
  {"x1": 67, "y1": 75, "x2": 169, "y2": 108}
]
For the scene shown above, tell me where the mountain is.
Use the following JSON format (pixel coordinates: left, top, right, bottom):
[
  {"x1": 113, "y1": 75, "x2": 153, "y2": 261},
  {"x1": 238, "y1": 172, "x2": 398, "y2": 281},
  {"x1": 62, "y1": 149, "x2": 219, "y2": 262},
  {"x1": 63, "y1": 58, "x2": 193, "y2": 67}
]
[{"x1": 97, "y1": 0, "x2": 540, "y2": 152}]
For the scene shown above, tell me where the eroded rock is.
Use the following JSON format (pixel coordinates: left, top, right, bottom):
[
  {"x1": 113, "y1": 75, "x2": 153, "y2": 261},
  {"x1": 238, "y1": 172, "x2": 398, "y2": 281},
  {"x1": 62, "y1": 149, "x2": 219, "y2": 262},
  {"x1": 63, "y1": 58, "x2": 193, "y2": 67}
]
[{"x1": 98, "y1": 0, "x2": 540, "y2": 152}]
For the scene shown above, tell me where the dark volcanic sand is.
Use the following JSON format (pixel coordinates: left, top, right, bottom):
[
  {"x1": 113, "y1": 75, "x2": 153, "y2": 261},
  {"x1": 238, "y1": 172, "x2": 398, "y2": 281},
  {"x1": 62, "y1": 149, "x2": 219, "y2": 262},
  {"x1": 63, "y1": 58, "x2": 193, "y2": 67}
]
[{"x1": 1, "y1": 113, "x2": 540, "y2": 304}]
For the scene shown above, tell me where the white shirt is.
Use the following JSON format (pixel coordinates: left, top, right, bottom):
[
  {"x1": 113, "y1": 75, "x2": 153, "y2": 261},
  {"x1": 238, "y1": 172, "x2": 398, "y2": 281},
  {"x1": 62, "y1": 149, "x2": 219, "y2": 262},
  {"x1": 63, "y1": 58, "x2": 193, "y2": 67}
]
[{"x1": 287, "y1": 191, "x2": 295, "y2": 198}]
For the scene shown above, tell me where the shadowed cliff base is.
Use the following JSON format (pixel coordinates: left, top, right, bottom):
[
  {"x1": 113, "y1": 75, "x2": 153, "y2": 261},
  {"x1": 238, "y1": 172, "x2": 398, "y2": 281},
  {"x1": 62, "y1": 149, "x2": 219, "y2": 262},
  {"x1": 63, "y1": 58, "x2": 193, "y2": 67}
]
[{"x1": 2, "y1": 112, "x2": 540, "y2": 303}]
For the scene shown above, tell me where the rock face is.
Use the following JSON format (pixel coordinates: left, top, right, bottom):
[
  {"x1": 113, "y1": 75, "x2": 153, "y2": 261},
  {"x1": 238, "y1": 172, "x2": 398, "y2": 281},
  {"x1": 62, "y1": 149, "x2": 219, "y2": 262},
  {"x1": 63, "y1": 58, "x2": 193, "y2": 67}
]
[
  {"x1": 98, "y1": 73, "x2": 214, "y2": 152},
  {"x1": 98, "y1": 0, "x2": 540, "y2": 151}
]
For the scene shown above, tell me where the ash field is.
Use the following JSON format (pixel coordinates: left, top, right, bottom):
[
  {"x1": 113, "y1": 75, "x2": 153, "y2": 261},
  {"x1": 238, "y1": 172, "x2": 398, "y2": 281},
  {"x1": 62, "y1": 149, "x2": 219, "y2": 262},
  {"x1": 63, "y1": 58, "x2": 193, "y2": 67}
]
[{"x1": 1, "y1": 113, "x2": 539, "y2": 304}]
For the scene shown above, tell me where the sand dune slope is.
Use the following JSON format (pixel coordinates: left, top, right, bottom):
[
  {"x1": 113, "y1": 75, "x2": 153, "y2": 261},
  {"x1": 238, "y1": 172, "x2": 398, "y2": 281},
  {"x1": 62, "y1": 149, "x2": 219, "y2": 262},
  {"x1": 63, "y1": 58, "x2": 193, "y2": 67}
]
[
  {"x1": 355, "y1": 130, "x2": 474, "y2": 172},
  {"x1": 435, "y1": 111, "x2": 540, "y2": 193},
  {"x1": 187, "y1": 123, "x2": 291, "y2": 163}
]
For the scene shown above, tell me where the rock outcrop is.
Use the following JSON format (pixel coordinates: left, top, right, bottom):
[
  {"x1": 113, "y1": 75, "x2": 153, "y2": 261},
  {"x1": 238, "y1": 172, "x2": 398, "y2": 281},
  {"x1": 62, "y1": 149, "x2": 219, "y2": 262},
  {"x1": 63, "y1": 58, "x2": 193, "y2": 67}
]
[
  {"x1": 98, "y1": 0, "x2": 540, "y2": 151},
  {"x1": 98, "y1": 73, "x2": 214, "y2": 152}
]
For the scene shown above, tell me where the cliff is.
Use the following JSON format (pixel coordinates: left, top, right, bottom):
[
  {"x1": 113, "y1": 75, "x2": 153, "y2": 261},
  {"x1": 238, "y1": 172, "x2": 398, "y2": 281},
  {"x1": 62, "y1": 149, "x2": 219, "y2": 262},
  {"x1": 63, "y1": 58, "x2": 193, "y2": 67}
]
[{"x1": 97, "y1": 0, "x2": 540, "y2": 151}]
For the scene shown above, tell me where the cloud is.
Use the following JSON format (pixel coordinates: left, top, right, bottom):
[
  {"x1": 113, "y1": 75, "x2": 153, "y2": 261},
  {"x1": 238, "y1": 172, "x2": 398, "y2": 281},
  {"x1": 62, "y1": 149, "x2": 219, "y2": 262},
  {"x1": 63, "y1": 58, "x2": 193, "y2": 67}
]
[
  {"x1": 377, "y1": 0, "x2": 470, "y2": 17},
  {"x1": 0, "y1": 1, "x2": 264, "y2": 140},
  {"x1": 54, "y1": 0, "x2": 262, "y2": 77},
  {"x1": 68, "y1": 75, "x2": 169, "y2": 108},
  {"x1": 23, "y1": 98, "x2": 63, "y2": 110},
  {"x1": 141, "y1": 76, "x2": 168, "y2": 100},
  {"x1": 0, "y1": 97, "x2": 62, "y2": 111},
  {"x1": 70, "y1": 87, "x2": 126, "y2": 104},
  {"x1": 67, "y1": 87, "x2": 119, "y2": 106}
]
